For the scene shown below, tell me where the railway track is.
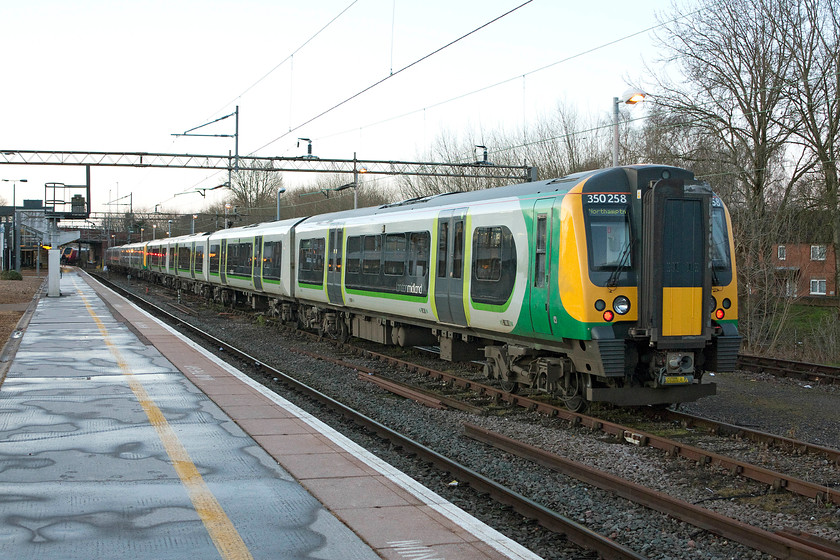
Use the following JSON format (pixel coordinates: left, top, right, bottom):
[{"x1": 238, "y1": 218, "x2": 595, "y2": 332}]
[
  {"x1": 90, "y1": 271, "x2": 840, "y2": 560},
  {"x1": 90, "y1": 272, "x2": 645, "y2": 559},
  {"x1": 738, "y1": 353, "x2": 840, "y2": 385}
]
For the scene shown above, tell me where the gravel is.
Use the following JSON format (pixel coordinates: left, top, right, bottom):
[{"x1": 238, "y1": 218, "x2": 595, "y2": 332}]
[{"x1": 107, "y1": 276, "x2": 840, "y2": 560}]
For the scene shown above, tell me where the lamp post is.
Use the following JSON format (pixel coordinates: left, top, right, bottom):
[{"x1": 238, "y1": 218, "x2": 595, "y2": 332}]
[
  {"x1": 612, "y1": 91, "x2": 647, "y2": 167},
  {"x1": 2, "y1": 178, "x2": 28, "y2": 272},
  {"x1": 224, "y1": 203, "x2": 232, "y2": 228},
  {"x1": 191, "y1": 214, "x2": 197, "y2": 234},
  {"x1": 152, "y1": 224, "x2": 157, "y2": 240},
  {"x1": 276, "y1": 187, "x2": 286, "y2": 220},
  {"x1": 140, "y1": 227, "x2": 145, "y2": 242},
  {"x1": 167, "y1": 219, "x2": 172, "y2": 237}
]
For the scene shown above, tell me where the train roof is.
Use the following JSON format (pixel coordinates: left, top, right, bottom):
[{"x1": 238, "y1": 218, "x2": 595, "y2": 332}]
[{"x1": 298, "y1": 164, "x2": 700, "y2": 224}]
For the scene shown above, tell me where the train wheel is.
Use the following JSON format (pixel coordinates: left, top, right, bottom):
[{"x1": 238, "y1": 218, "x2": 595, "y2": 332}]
[
  {"x1": 500, "y1": 375, "x2": 519, "y2": 394},
  {"x1": 561, "y1": 372, "x2": 587, "y2": 412}
]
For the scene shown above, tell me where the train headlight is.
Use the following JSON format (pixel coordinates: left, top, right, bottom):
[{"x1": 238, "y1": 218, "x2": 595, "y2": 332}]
[
  {"x1": 594, "y1": 299, "x2": 606, "y2": 311},
  {"x1": 722, "y1": 298, "x2": 731, "y2": 309},
  {"x1": 613, "y1": 296, "x2": 631, "y2": 315}
]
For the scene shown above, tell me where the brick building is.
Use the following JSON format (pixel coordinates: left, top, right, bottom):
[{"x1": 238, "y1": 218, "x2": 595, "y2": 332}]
[{"x1": 773, "y1": 243, "x2": 836, "y2": 297}]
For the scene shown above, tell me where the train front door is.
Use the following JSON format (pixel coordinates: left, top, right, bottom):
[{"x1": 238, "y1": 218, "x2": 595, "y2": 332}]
[
  {"x1": 529, "y1": 198, "x2": 555, "y2": 335},
  {"x1": 326, "y1": 227, "x2": 344, "y2": 305},
  {"x1": 434, "y1": 208, "x2": 468, "y2": 326}
]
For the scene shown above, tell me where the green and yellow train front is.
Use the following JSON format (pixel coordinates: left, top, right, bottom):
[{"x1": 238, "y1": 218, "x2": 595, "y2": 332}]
[{"x1": 516, "y1": 166, "x2": 740, "y2": 405}]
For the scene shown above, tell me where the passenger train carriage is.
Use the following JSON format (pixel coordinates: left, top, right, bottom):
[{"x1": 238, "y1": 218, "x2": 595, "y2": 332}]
[{"x1": 107, "y1": 165, "x2": 741, "y2": 410}]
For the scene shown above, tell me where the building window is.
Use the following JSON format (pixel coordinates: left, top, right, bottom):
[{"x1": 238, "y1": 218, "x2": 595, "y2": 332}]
[
  {"x1": 777, "y1": 245, "x2": 785, "y2": 260},
  {"x1": 811, "y1": 245, "x2": 827, "y2": 261},
  {"x1": 810, "y1": 278, "x2": 827, "y2": 295}
]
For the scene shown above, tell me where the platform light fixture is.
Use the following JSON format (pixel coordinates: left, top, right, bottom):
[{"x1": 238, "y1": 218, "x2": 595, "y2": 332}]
[{"x1": 612, "y1": 90, "x2": 648, "y2": 167}]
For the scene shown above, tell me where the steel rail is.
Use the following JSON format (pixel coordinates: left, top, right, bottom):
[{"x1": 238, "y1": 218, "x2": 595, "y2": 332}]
[
  {"x1": 342, "y1": 347, "x2": 840, "y2": 506},
  {"x1": 89, "y1": 272, "x2": 645, "y2": 560},
  {"x1": 657, "y1": 409, "x2": 840, "y2": 466},
  {"x1": 464, "y1": 423, "x2": 838, "y2": 560},
  {"x1": 738, "y1": 354, "x2": 840, "y2": 385},
  {"x1": 93, "y1": 272, "x2": 840, "y2": 507}
]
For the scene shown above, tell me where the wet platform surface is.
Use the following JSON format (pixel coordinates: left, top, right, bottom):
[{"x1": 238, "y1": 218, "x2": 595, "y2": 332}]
[{"x1": 0, "y1": 270, "x2": 539, "y2": 560}]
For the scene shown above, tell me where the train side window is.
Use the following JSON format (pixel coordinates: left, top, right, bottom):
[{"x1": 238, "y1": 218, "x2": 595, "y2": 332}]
[
  {"x1": 167, "y1": 247, "x2": 175, "y2": 270},
  {"x1": 193, "y1": 245, "x2": 204, "y2": 273},
  {"x1": 363, "y1": 235, "x2": 381, "y2": 275},
  {"x1": 453, "y1": 220, "x2": 464, "y2": 279},
  {"x1": 473, "y1": 227, "x2": 503, "y2": 281},
  {"x1": 384, "y1": 233, "x2": 406, "y2": 276},
  {"x1": 437, "y1": 222, "x2": 448, "y2": 277},
  {"x1": 298, "y1": 238, "x2": 326, "y2": 285},
  {"x1": 346, "y1": 236, "x2": 361, "y2": 274},
  {"x1": 409, "y1": 232, "x2": 430, "y2": 277},
  {"x1": 228, "y1": 242, "x2": 253, "y2": 276},
  {"x1": 535, "y1": 214, "x2": 547, "y2": 287},
  {"x1": 472, "y1": 225, "x2": 516, "y2": 305},
  {"x1": 263, "y1": 241, "x2": 282, "y2": 280},
  {"x1": 209, "y1": 244, "x2": 220, "y2": 274},
  {"x1": 178, "y1": 246, "x2": 191, "y2": 271}
]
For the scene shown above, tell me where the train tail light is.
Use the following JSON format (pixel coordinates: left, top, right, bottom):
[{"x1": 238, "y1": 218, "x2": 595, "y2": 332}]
[
  {"x1": 715, "y1": 308, "x2": 725, "y2": 320},
  {"x1": 603, "y1": 310, "x2": 614, "y2": 322}
]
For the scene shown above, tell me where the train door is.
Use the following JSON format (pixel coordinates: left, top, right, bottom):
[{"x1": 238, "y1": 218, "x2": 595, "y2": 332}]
[
  {"x1": 219, "y1": 239, "x2": 228, "y2": 284},
  {"x1": 530, "y1": 198, "x2": 555, "y2": 335},
  {"x1": 190, "y1": 242, "x2": 196, "y2": 279},
  {"x1": 640, "y1": 179, "x2": 711, "y2": 344},
  {"x1": 253, "y1": 236, "x2": 263, "y2": 291},
  {"x1": 434, "y1": 208, "x2": 468, "y2": 326},
  {"x1": 326, "y1": 227, "x2": 343, "y2": 304}
]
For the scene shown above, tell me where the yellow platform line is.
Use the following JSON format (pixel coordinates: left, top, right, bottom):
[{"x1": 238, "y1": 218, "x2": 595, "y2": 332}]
[{"x1": 76, "y1": 285, "x2": 253, "y2": 560}]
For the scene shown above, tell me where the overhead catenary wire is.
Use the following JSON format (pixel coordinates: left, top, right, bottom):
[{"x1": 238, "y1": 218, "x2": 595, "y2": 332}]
[{"x1": 250, "y1": 0, "x2": 535, "y2": 155}]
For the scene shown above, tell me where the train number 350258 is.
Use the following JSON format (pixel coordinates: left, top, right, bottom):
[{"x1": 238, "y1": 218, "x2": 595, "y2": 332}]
[{"x1": 586, "y1": 193, "x2": 627, "y2": 204}]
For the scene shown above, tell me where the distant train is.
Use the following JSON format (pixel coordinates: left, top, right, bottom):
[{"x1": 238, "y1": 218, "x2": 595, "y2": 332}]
[{"x1": 107, "y1": 165, "x2": 741, "y2": 410}]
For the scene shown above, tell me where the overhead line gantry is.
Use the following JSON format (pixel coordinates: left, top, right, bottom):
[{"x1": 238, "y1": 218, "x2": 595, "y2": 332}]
[{"x1": 0, "y1": 150, "x2": 537, "y2": 182}]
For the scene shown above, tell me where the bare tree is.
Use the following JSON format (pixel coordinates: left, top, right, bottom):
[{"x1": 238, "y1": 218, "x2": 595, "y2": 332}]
[
  {"x1": 227, "y1": 161, "x2": 285, "y2": 224},
  {"x1": 777, "y1": 0, "x2": 840, "y2": 303}
]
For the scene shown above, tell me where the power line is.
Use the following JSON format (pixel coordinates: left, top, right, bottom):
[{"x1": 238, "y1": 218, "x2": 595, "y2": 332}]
[
  {"x1": 205, "y1": 0, "x2": 360, "y2": 121},
  {"x1": 251, "y1": 0, "x2": 535, "y2": 155}
]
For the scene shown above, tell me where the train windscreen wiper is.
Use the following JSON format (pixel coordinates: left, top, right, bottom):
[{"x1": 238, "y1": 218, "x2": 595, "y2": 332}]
[{"x1": 606, "y1": 239, "x2": 632, "y2": 288}]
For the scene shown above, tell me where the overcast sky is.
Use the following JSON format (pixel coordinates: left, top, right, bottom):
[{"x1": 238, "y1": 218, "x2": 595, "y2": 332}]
[{"x1": 0, "y1": 0, "x2": 676, "y2": 214}]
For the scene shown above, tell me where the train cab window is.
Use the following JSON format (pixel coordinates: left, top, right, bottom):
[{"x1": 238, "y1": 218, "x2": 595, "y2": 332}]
[
  {"x1": 472, "y1": 226, "x2": 516, "y2": 305},
  {"x1": 534, "y1": 215, "x2": 547, "y2": 288},
  {"x1": 452, "y1": 220, "x2": 464, "y2": 279},
  {"x1": 583, "y1": 194, "x2": 633, "y2": 286},
  {"x1": 263, "y1": 241, "x2": 282, "y2": 280},
  {"x1": 209, "y1": 244, "x2": 220, "y2": 274},
  {"x1": 178, "y1": 246, "x2": 191, "y2": 271},
  {"x1": 298, "y1": 237, "x2": 326, "y2": 285},
  {"x1": 363, "y1": 235, "x2": 381, "y2": 275},
  {"x1": 711, "y1": 200, "x2": 732, "y2": 285},
  {"x1": 437, "y1": 222, "x2": 448, "y2": 277},
  {"x1": 193, "y1": 245, "x2": 204, "y2": 273},
  {"x1": 384, "y1": 234, "x2": 406, "y2": 276}
]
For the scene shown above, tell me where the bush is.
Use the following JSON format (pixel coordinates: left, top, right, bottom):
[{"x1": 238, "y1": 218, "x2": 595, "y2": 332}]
[{"x1": 0, "y1": 270, "x2": 23, "y2": 281}]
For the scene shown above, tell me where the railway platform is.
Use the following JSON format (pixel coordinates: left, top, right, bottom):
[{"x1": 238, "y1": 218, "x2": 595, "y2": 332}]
[{"x1": 0, "y1": 269, "x2": 539, "y2": 560}]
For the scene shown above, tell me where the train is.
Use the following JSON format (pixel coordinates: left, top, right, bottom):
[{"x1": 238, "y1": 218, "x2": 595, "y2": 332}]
[{"x1": 106, "y1": 164, "x2": 741, "y2": 410}]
